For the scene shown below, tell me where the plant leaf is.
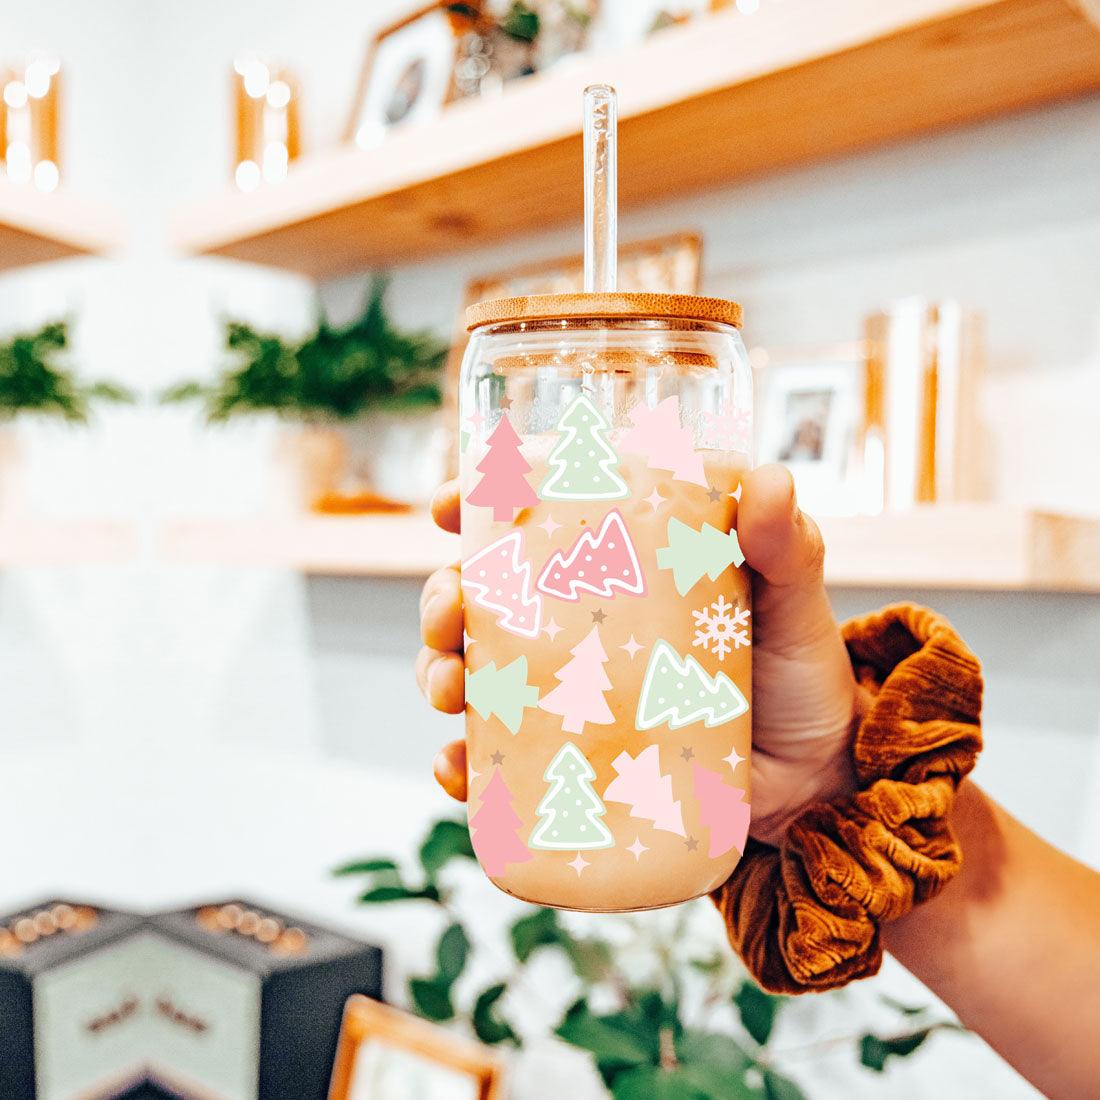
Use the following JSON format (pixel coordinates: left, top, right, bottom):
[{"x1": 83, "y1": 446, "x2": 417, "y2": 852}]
[
  {"x1": 676, "y1": 1031, "x2": 760, "y2": 1098},
  {"x1": 859, "y1": 1029, "x2": 932, "y2": 1071},
  {"x1": 509, "y1": 907, "x2": 562, "y2": 962},
  {"x1": 409, "y1": 977, "x2": 455, "y2": 1022},
  {"x1": 555, "y1": 999, "x2": 653, "y2": 1068},
  {"x1": 436, "y1": 922, "x2": 470, "y2": 984},
  {"x1": 562, "y1": 935, "x2": 616, "y2": 984},
  {"x1": 733, "y1": 982, "x2": 785, "y2": 1046},
  {"x1": 332, "y1": 858, "x2": 400, "y2": 876},
  {"x1": 763, "y1": 1068, "x2": 808, "y2": 1100},
  {"x1": 358, "y1": 884, "x2": 439, "y2": 904},
  {"x1": 879, "y1": 994, "x2": 930, "y2": 1017},
  {"x1": 418, "y1": 819, "x2": 476, "y2": 879},
  {"x1": 611, "y1": 1066, "x2": 706, "y2": 1100},
  {"x1": 472, "y1": 983, "x2": 520, "y2": 1046}
]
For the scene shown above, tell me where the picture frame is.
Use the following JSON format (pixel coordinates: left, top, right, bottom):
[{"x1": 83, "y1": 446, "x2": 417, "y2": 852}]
[
  {"x1": 328, "y1": 996, "x2": 505, "y2": 1100},
  {"x1": 345, "y1": 3, "x2": 476, "y2": 150},
  {"x1": 754, "y1": 342, "x2": 874, "y2": 516}
]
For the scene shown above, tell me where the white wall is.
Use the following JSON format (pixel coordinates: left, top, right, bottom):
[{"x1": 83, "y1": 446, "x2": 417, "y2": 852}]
[{"x1": 0, "y1": 2, "x2": 1097, "y2": 1097}]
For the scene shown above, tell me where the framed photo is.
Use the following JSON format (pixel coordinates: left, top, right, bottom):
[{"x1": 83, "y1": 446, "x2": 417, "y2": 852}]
[
  {"x1": 329, "y1": 996, "x2": 504, "y2": 1100},
  {"x1": 442, "y1": 232, "x2": 703, "y2": 472},
  {"x1": 755, "y1": 343, "x2": 872, "y2": 516},
  {"x1": 346, "y1": 4, "x2": 475, "y2": 149}
]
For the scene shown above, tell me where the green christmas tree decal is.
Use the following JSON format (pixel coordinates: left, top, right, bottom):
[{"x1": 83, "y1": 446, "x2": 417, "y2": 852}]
[
  {"x1": 655, "y1": 517, "x2": 746, "y2": 596},
  {"x1": 465, "y1": 656, "x2": 540, "y2": 735},
  {"x1": 540, "y1": 394, "x2": 629, "y2": 501},
  {"x1": 529, "y1": 741, "x2": 614, "y2": 850},
  {"x1": 636, "y1": 640, "x2": 749, "y2": 731}
]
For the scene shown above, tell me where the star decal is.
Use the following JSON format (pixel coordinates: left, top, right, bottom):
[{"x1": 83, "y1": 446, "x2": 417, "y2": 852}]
[
  {"x1": 620, "y1": 635, "x2": 645, "y2": 660},
  {"x1": 466, "y1": 411, "x2": 486, "y2": 431},
  {"x1": 685, "y1": 837, "x2": 699, "y2": 852},
  {"x1": 468, "y1": 764, "x2": 482, "y2": 781},
  {"x1": 643, "y1": 487, "x2": 666, "y2": 512},
  {"x1": 680, "y1": 746, "x2": 695, "y2": 761},
  {"x1": 730, "y1": 482, "x2": 743, "y2": 502},
  {"x1": 543, "y1": 618, "x2": 563, "y2": 641},
  {"x1": 463, "y1": 629, "x2": 475, "y2": 651},
  {"x1": 707, "y1": 486, "x2": 724, "y2": 502},
  {"x1": 490, "y1": 750, "x2": 505, "y2": 766},
  {"x1": 500, "y1": 394, "x2": 514, "y2": 410},
  {"x1": 590, "y1": 609, "x2": 608, "y2": 625},
  {"x1": 627, "y1": 837, "x2": 649, "y2": 861},
  {"x1": 567, "y1": 853, "x2": 590, "y2": 875},
  {"x1": 538, "y1": 514, "x2": 562, "y2": 538},
  {"x1": 723, "y1": 746, "x2": 745, "y2": 771}
]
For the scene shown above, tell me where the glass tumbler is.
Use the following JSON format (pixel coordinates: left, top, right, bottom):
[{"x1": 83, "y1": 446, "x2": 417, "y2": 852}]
[{"x1": 458, "y1": 293, "x2": 752, "y2": 912}]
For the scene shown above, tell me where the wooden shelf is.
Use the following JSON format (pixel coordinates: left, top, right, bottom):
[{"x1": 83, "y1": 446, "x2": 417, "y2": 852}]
[
  {"x1": 160, "y1": 507, "x2": 1100, "y2": 592},
  {"x1": 161, "y1": 512, "x2": 458, "y2": 578},
  {"x1": 0, "y1": 177, "x2": 125, "y2": 271},
  {"x1": 171, "y1": 0, "x2": 1100, "y2": 277},
  {"x1": 0, "y1": 518, "x2": 138, "y2": 565}
]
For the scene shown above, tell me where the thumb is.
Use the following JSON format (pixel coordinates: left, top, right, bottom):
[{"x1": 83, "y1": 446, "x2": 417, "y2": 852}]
[{"x1": 737, "y1": 464, "x2": 837, "y2": 652}]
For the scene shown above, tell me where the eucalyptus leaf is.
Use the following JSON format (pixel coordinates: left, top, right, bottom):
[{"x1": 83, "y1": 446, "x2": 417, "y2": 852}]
[
  {"x1": 555, "y1": 1000, "x2": 653, "y2": 1067},
  {"x1": 763, "y1": 1068, "x2": 808, "y2": 1100},
  {"x1": 676, "y1": 1031, "x2": 760, "y2": 1099},
  {"x1": 436, "y1": 922, "x2": 470, "y2": 984},
  {"x1": 409, "y1": 977, "x2": 455, "y2": 1022},
  {"x1": 472, "y1": 983, "x2": 520, "y2": 1047},
  {"x1": 509, "y1": 907, "x2": 562, "y2": 962},
  {"x1": 418, "y1": 819, "x2": 476, "y2": 880},
  {"x1": 733, "y1": 982, "x2": 785, "y2": 1047},
  {"x1": 611, "y1": 1066, "x2": 707, "y2": 1100},
  {"x1": 332, "y1": 858, "x2": 400, "y2": 877},
  {"x1": 859, "y1": 1029, "x2": 932, "y2": 1071},
  {"x1": 358, "y1": 884, "x2": 440, "y2": 904},
  {"x1": 879, "y1": 994, "x2": 930, "y2": 1017}
]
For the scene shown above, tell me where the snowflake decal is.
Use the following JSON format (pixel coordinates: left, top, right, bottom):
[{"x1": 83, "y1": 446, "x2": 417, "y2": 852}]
[
  {"x1": 701, "y1": 398, "x2": 752, "y2": 453},
  {"x1": 692, "y1": 595, "x2": 751, "y2": 660}
]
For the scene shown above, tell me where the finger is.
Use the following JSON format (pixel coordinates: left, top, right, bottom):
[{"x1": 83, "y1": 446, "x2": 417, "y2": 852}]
[
  {"x1": 737, "y1": 465, "x2": 825, "y2": 590},
  {"x1": 420, "y1": 566, "x2": 463, "y2": 652},
  {"x1": 431, "y1": 480, "x2": 461, "y2": 534},
  {"x1": 433, "y1": 740, "x2": 468, "y2": 802},
  {"x1": 415, "y1": 647, "x2": 465, "y2": 713}
]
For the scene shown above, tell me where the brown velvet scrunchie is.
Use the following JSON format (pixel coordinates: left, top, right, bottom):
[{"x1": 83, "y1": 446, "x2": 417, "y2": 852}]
[{"x1": 712, "y1": 603, "x2": 983, "y2": 994}]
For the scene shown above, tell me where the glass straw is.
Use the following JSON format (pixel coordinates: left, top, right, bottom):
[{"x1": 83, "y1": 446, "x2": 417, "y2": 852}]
[{"x1": 583, "y1": 84, "x2": 618, "y2": 294}]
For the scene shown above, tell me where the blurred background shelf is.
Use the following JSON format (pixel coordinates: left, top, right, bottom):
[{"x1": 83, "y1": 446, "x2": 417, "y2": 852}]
[
  {"x1": 161, "y1": 512, "x2": 458, "y2": 577},
  {"x1": 0, "y1": 518, "x2": 137, "y2": 564},
  {"x1": 160, "y1": 507, "x2": 1100, "y2": 591},
  {"x1": 0, "y1": 177, "x2": 124, "y2": 271},
  {"x1": 170, "y1": 0, "x2": 1100, "y2": 278}
]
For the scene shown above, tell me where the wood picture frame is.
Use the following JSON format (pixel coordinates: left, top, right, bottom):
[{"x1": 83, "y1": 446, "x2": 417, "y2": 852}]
[
  {"x1": 345, "y1": 3, "x2": 479, "y2": 149},
  {"x1": 329, "y1": 996, "x2": 504, "y2": 1100},
  {"x1": 443, "y1": 231, "x2": 703, "y2": 471}
]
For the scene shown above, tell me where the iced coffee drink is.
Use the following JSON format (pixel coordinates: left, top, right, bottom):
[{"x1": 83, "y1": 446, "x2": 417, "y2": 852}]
[{"x1": 459, "y1": 295, "x2": 753, "y2": 911}]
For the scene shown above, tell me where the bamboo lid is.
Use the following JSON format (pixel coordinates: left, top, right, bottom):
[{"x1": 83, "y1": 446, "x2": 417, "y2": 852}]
[{"x1": 465, "y1": 292, "x2": 743, "y2": 332}]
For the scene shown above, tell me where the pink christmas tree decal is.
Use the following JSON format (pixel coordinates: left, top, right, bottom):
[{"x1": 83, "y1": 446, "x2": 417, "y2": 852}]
[
  {"x1": 536, "y1": 509, "x2": 645, "y2": 602},
  {"x1": 692, "y1": 763, "x2": 750, "y2": 858},
  {"x1": 466, "y1": 414, "x2": 538, "y2": 522},
  {"x1": 604, "y1": 745, "x2": 685, "y2": 837},
  {"x1": 469, "y1": 768, "x2": 533, "y2": 876},
  {"x1": 539, "y1": 625, "x2": 614, "y2": 734},
  {"x1": 619, "y1": 395, "x2": 708, "y2": 487},
  {"x1": 462, "y1": 530, "x2": 542, "y2": 638}
]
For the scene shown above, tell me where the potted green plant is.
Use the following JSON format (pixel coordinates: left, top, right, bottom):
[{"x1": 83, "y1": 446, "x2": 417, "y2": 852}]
[
  {"x1": 160, "y1": 278, "x2": 449, "y2": 511},
  {"x1": 337, "y1": 817, "x2": 967, "y2": 1099},
  {"x1": 0, "y1": 320, "x2": 133, "y2": 504}
]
